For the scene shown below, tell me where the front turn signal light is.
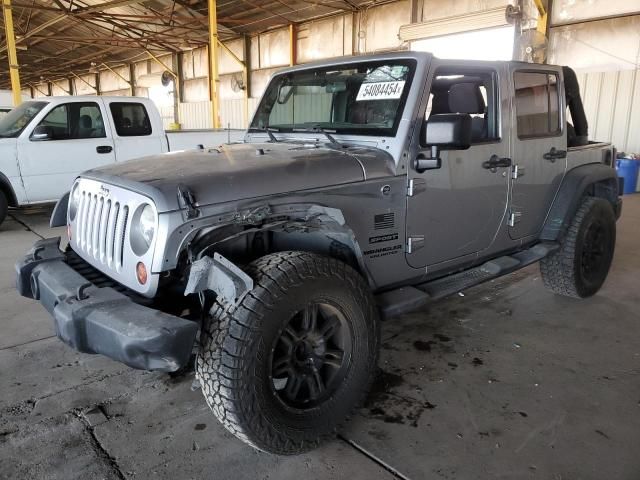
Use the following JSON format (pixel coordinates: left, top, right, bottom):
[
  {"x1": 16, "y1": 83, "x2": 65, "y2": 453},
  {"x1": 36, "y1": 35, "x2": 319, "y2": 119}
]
[{"x1": 136, "y1": 262, "x2": 148, "y2": 285}]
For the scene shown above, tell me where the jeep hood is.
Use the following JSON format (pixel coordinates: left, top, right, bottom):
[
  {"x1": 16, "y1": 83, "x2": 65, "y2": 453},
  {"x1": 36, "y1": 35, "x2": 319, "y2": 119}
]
[{"x1": 82, "y1": 142, "x2": 394, "y2": 212}]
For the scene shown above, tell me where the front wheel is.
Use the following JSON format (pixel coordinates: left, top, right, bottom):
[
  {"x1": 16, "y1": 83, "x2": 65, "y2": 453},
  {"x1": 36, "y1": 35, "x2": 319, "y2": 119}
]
[
  {"x1": 196, "y1": 251, "x2": 380, "y2": 454},
  {"x1": 540, "y1": 197, "x2": 616, "y2": 298}
]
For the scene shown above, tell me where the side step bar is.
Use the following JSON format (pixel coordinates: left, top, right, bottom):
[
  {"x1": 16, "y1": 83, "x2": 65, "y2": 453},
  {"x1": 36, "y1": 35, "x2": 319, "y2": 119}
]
[{"x1": 376, "y1": 242, "x2": 558, "y2": 319}]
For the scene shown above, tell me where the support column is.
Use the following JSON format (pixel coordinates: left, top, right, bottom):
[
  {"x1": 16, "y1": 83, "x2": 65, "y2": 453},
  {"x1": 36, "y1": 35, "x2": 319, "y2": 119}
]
[
  {"x1": 2, "y1": 0, "x2": 21, "y2": 106},
  {"x1": 289, "y1": 23, "x2": 296, "y2": 66},
  {"x1": 173, "y1": 52, "x2": 182, "y2": 127},
  {"x1": 243, "y1": 35, "x2": 250, "y2": 128},
  {"x1": 129, "y1": 63, "x2": 136, "y2": 96},
  {"x1": 208, "y1": 0, "x2": 220, "y2": 128}
]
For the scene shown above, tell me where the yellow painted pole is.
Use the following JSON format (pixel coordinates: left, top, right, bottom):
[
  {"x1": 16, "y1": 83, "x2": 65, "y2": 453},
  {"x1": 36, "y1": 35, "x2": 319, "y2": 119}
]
[
  {"x1": 533, "y1": 0, "x2": 548, "y2": 36},
  {"x1": 208, "y1": 0, "x2": 220, "y2": 128},
  {"x1": 289, "y1": 23, "x2": 296, "y2": 67},
  {"x1": 2, "y1": 0, "x2": 22, "y2": 106}
]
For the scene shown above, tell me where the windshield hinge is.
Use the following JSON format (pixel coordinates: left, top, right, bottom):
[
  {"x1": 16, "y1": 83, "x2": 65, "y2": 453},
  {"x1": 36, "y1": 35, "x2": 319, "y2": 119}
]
[
  {"x1": 407, "y1": 178, "x2": 426, "y2": 197},
  {"x1": 178, "y1": 185, "x2": 200, "y2": 219}
]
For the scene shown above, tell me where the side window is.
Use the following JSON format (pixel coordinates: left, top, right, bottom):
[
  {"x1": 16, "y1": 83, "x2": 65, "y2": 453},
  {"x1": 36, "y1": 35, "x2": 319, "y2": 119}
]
[
  {"x1": 424, "y1": 68, "x2": 499, "y2": 144},
  {"x1": 109, "y1": 102, "x2": 152, "y2": 137},
  {"x1": 514, "y1": 71, "x2": 561, "y2": 138},
  {"x1": 77, "y1": 104, "x2": 106, "y2": 138},
  {"x1": 35, "y1": 102, "x2": 106, "y2": 140},
  {"x1": 39, "y1": 104, "x2": 68, "y2": 139}
]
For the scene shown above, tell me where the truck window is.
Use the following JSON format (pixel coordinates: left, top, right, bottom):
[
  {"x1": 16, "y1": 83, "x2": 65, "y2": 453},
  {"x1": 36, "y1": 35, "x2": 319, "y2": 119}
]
[
  {"x1": 35, "y1": 102, "x2": 106, "y2": 140},
  {"x1": 109, "y1": 102, "x2": 152, "y2": 137},
  {"x1": 0, "y1": 101, "x2": 47, "y2": 138},
  {"x1": 425, "y1": 69, "x2": 499, "y2": 144},
  {"x1": 514, "y1": 71, "x2": 560, "y2": 138}
]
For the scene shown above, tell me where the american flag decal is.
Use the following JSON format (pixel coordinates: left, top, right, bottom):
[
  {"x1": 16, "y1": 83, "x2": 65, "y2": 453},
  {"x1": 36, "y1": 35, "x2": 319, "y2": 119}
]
[{"x1": 374, "y1": 213, "x2": 395, "y2": 230}]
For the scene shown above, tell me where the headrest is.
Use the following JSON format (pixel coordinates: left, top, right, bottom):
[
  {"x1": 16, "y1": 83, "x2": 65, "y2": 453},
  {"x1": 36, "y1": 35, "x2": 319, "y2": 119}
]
[
  {"x1": 448, "y1": 82, "x2": 485, "y2": 114},
  {"x1": 80, "y1": 115, "x2": 92, "y2": 128},
  {"x1": 431, "y1": 92, "x2": 450, "y2": 115}
]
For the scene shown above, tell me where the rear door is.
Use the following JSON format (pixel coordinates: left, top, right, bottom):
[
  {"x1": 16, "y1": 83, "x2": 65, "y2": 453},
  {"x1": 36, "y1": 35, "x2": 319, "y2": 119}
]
[
  {"x1": 508, "y1": 67, "x2": 567, "y2": 239},
  {"x1": 105, "y1": 100, "x2": 167, "y2": 161},
  {"x1": 18, "y1": 99, "x2": 115, "y2": 202}
]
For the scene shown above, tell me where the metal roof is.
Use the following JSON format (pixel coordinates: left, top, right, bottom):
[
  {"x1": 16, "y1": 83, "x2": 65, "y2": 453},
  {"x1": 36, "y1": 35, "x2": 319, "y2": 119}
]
[{"x1": 0, "y1": 0, "x2": 378, "y2": 88}]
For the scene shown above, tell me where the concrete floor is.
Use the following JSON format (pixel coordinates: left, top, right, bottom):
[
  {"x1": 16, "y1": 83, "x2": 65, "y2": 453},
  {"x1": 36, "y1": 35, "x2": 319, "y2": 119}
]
[{"x1": 1, "y1": 197, "x2": 639, "y2": 480}]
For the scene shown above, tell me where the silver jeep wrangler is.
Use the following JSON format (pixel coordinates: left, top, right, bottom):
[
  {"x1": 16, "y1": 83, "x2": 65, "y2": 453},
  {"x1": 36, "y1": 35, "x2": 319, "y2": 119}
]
[{"x1": 17, "y1": 52, "x2": 622, "y2": 454}]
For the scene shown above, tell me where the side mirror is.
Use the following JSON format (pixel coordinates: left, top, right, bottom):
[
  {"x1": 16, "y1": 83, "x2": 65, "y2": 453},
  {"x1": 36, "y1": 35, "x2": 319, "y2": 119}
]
[
  {"x1": 415, "y1": 114, "x2": 472, "y2": 172},
  {"x1": 31, "y1": 125, "x2": 53, "y2": 141}
]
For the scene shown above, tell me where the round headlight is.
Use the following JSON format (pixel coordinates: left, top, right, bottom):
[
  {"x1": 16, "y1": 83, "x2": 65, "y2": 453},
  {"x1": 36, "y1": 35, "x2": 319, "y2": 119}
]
[
  {"x1": 131, "y1": 203, "x2": 156, "y2": 255},
  {"x1": 139, "y1": 204, "x2": 155, "y2": 246},
  {"x1": 68, "y1": 183, "x2": 81, "y2": 221}
]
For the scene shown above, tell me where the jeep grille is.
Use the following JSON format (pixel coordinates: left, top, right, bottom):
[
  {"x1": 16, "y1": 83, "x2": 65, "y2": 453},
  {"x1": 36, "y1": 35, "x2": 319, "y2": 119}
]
[
  {"x1": 75, "y1": 191, "x2": 129, "y2": 271},
  {"x1": 69, "y1": 178, "x2": 159, "y2": 297}
]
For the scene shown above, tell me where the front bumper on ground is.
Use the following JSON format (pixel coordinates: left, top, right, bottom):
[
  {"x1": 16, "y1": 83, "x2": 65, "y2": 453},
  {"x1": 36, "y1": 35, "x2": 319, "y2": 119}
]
[{"x1": 15, "y1": 237, "x2": 198, "y2": 372}]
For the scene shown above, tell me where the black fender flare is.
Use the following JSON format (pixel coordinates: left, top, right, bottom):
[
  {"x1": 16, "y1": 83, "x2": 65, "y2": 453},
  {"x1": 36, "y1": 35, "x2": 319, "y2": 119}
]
[
  {"x1": 0, "y1": 172, "x2": 18, "y2": 207},
  {"x1": 541, "y1": 163, "x2": 620, "y2": 241},
  {"x1": 166, "y1": 202, "x2": 374, "y2": 286},
  {"x1": 50, "y1": 191, "x2": 70, "y2": 228}
]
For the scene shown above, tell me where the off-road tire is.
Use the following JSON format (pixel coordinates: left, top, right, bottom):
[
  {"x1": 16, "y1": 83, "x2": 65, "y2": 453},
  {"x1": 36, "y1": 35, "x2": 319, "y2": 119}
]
[
  {"x1": 0, "y1": 191, "x2": 7, "y2": 227},
  {"x1": 196, "y1": 251, "x2": 380, "y2": 454},
  {"x1": 540, "y1": 197, "x2": 616, "y2": 298}
]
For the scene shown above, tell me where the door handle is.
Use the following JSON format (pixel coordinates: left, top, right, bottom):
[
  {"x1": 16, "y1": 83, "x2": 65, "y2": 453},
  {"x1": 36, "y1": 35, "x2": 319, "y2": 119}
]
[
  {"x1": 543, "y1": 147, "x2": 567, "y2": 162},
  {"x1": 96, "y1": 145, "x2": 113, "y2": 154},
  {"x1": 482, "y1": 154, "x2": 512, "y2": 172}
]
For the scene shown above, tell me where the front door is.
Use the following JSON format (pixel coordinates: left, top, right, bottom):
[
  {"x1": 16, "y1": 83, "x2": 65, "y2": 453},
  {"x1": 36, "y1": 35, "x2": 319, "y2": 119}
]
[
  {"x1": 508, "y1": 67, "x2": 567, "y2": 239},
  {"x1": 18, "y1": 100, "x2": 115, "y2": 202},
  {"x1": 406, "y1": 63, "x2": 511, "y2": 269}
]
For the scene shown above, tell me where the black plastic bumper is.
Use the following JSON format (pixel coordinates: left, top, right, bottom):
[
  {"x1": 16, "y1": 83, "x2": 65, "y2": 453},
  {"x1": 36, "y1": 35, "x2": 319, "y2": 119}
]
[{"x1": 15, "y1": 237, "x2": 198, "y2": 372}]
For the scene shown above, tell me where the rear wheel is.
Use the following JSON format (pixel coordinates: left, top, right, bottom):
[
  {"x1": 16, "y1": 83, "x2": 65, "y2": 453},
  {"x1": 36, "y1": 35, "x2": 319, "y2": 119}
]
[
  {"x1": 0, "y1": 191, "x2": 7, "y2": 227},
  {"x1": 540, "y1": 197, "x2": 616, "y2": 298},
  {"x1": 196, "y1": 251, "x2": 379, "y2": 454}
]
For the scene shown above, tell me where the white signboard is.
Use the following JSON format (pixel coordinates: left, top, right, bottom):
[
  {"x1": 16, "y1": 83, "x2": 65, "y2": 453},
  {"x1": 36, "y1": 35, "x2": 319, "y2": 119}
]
[{"x1": 356, "y1": 81, "x2": 405, "y2": 101}]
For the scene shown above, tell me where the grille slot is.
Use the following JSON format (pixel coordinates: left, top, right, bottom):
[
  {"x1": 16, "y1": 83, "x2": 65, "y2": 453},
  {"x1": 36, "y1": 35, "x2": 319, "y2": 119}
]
[{"x1": 73, "y1": 189, "x2": 128, "y2": 273}]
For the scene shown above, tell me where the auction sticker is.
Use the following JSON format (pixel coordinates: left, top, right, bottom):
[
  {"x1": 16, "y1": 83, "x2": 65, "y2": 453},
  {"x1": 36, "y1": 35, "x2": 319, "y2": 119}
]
[{"x1": 356, "y1": 81, "x2": 405, "y2": 101}]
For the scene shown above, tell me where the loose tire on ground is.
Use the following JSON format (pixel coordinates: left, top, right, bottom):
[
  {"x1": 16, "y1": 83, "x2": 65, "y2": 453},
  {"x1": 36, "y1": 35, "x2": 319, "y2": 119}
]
[
  {"x1": 196, "y1": 251, "x2": 380, "y2": 454},
  {"x1": 540, "y1": 197, "x2": 616, "y2": 298},
  {"x1": 0, "y1": 191, "x2": 7, "y2": 227}
]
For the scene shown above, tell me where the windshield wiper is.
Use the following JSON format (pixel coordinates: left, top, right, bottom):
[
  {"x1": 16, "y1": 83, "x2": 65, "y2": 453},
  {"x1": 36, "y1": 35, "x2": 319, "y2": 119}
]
[
  {"x1": 255, "y1": 126, "x2": 280, "y2": 143},
  {"x1": 294, "y1": 126, "x2": 343, "y2": 148}
]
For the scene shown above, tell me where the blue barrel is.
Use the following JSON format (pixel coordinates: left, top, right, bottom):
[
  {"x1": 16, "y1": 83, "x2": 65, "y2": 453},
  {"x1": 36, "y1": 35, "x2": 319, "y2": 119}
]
[{"x1": 616, "y1": 159, "x2": 640, "y2": 194}]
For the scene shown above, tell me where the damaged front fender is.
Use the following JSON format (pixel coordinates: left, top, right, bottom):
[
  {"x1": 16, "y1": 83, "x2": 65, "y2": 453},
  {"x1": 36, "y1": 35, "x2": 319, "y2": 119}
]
[{"x1": 184, "y1": 253, "x2": 254, "y2": 305}]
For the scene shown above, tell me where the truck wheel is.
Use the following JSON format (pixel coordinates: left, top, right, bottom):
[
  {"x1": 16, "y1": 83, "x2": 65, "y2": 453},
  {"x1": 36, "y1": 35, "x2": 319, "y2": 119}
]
[
  {"x1": 0, "y1": 191, "x2": 7, "y2": 227},
  {"x1": 540, "y1": 197, "x2": 616, "y2": 298},
  {"x1": 196, "y1": 251, "x2": 379, "y2": 454}
]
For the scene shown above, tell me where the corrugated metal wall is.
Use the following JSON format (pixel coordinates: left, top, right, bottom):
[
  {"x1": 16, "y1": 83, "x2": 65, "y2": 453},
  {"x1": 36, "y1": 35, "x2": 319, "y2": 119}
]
[
  {"x1": 576, "y1": 70, "x2": 640, "y2": 154},
  {"x1": 549, "y1": 13, "x2": 640, "y2": 154}
]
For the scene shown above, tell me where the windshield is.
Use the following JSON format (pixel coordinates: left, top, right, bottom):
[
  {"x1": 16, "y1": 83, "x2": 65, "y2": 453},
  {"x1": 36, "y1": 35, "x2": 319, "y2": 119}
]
[
  {"x1": 250, "y1": 59, "x2": 416, "y2": 137},
  {"x1": 0, "y1": 101, "x2": 47, "y2": 138}
]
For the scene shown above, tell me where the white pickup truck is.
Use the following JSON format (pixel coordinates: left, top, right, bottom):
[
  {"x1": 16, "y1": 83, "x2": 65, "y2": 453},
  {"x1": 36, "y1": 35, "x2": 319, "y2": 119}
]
[{"x1": 0, "y1": 95, "x2": 244, "y2": 225}]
